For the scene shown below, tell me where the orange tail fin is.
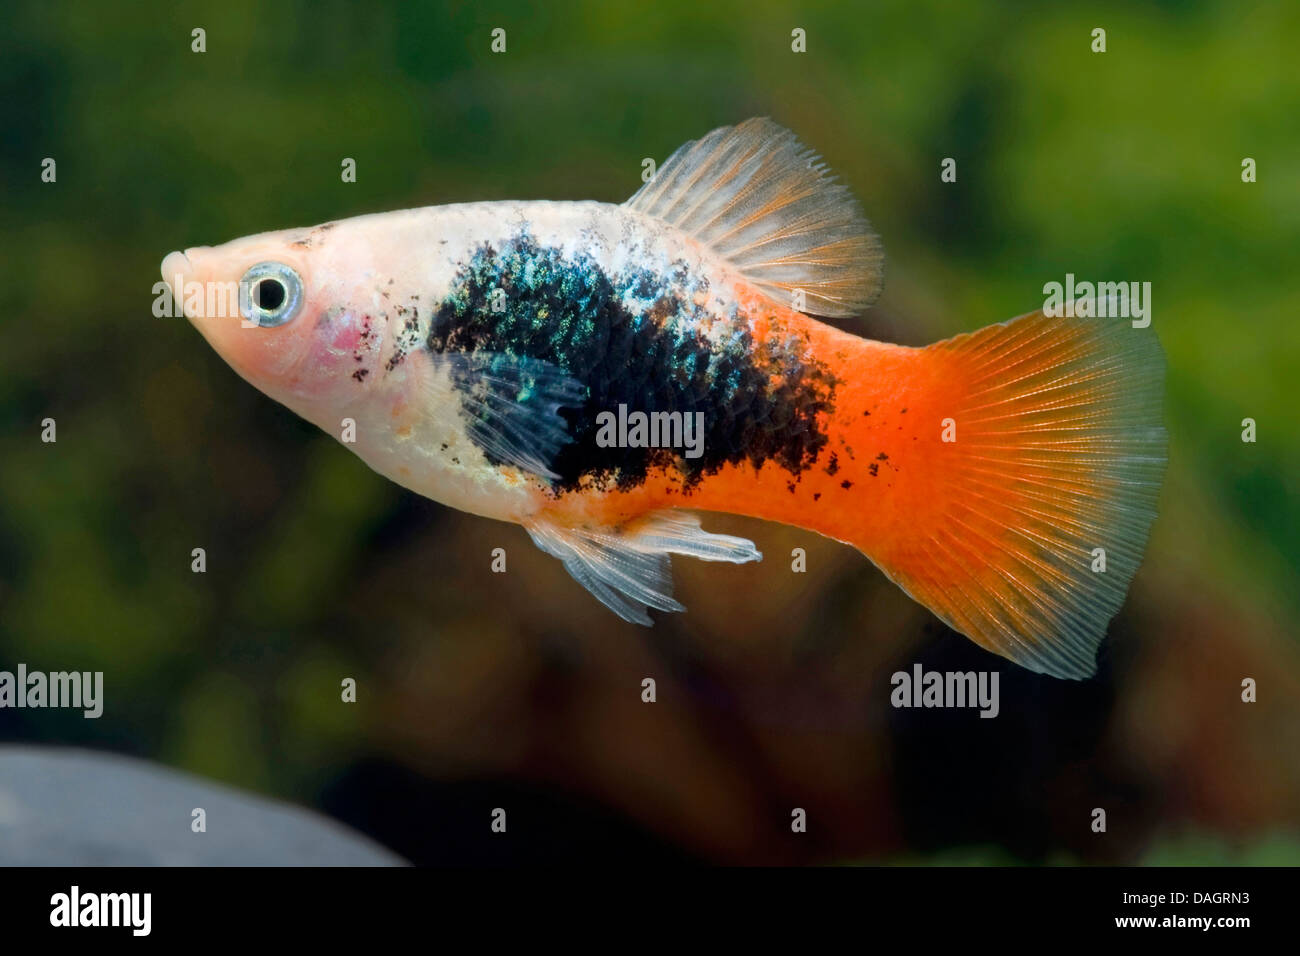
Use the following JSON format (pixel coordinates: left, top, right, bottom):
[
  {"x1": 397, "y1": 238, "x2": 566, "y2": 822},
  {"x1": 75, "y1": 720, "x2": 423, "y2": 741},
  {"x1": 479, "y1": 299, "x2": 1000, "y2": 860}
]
[{"x1": 845, "y1": 310, "x2": 1166, "y2": 679}]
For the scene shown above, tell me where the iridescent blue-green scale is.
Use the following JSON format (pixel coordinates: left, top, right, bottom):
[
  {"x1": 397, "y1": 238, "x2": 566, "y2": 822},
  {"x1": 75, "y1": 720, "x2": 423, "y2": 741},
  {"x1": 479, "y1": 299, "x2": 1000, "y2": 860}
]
[{"x1": 427, "y1": 234, "x2": 836, "y2": 491}]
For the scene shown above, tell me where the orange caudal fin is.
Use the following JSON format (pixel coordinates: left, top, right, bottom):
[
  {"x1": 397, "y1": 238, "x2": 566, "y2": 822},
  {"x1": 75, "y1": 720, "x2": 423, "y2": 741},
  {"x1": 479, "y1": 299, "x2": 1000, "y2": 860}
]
[{"x1": 854, "y1": 309, "x2": 1167, "y2": 679}]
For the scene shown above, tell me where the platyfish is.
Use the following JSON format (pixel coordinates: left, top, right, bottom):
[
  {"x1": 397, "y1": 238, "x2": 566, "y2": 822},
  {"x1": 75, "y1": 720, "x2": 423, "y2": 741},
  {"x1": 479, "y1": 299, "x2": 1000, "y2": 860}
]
[{"x1": 162, "y1": 119, "x2": 1166, "y2": 679}]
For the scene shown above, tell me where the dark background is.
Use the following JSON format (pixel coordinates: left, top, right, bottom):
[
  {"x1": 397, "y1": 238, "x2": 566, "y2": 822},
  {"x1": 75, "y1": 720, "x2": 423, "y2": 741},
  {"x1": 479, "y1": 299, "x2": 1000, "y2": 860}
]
[{"x1": 1, "y1": 0, "x2": 1297, "y2": 864}]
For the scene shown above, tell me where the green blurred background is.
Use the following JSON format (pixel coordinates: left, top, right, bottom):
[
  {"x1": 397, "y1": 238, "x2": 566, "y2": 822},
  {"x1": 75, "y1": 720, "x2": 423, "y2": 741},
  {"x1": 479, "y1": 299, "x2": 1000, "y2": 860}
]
[{"x1": 1, "y1": 0, "x2": 1297, "y2": 864}]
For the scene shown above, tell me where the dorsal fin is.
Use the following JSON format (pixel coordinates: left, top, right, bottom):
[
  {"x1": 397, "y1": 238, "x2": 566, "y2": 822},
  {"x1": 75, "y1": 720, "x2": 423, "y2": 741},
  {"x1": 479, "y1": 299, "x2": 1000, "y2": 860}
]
[{"x1": 624, "y1": 117, "x2": 883, "y2": 317}]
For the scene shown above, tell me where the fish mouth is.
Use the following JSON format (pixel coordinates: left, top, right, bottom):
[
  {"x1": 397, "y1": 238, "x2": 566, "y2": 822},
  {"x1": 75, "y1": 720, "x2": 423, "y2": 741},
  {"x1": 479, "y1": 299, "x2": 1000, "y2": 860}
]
[
  {"x1": 160, "y1": 249, "x2": 194, "y2": 284},
  {"x1": 160, "y1": 250, "x2": 195, "y2": 315}
]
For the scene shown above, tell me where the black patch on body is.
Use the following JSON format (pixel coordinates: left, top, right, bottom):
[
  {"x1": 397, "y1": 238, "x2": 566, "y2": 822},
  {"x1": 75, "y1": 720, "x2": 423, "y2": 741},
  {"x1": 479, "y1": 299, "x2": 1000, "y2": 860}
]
[{"x1": 426, "y1": 235, "x2": 838, "y2": 492}]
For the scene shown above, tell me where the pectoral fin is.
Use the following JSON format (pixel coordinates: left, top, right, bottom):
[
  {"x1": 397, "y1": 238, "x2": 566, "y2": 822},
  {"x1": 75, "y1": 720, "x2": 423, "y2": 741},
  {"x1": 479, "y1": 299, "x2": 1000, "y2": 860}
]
[{"x1": 429, "y1": 350, "x2": 587, "y2": 481}]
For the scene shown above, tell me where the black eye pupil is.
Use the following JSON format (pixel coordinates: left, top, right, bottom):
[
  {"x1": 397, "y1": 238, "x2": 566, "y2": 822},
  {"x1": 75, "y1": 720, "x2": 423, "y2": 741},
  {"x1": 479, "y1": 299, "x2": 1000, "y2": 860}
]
[{"x1": 255, "y1": 278, "x2": 286, "y2": 310}]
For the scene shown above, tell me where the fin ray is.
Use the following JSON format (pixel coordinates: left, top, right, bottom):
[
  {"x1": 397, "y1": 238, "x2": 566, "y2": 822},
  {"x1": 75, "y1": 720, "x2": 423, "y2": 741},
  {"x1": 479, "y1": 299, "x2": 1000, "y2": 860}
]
[
  {"x1": 527, "y1": 511, "x2": 762, "y2": 625},
  {"x1": 625, "y1": 118, "x2": 883, "y2": 317},
  {"x1": 430, "y1": 350, "x2": 586, "y2": 481},
  {"x1": 842, "y1": 310, "x2": 1166, "y2": 679}
]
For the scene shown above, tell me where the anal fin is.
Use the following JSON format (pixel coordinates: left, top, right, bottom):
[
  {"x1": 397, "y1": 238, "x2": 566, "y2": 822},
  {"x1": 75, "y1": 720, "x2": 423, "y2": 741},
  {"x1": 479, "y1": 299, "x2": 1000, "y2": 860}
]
[{"x1": 526, "y1": 511, "x2": 762, "y2": 625}]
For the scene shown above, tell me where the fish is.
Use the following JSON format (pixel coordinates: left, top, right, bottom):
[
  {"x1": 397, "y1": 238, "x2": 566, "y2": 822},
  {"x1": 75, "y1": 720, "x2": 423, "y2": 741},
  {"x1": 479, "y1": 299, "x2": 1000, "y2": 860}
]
[{"x1": 162, "y1": 118, "x2": 1167, "y2": 679}]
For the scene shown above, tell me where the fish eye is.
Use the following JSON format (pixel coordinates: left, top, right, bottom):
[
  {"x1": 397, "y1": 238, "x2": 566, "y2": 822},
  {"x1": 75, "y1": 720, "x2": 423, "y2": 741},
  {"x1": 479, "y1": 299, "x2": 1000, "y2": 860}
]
[{"x1": 239, "y1": 262, "x2": 303, "y2": 327}]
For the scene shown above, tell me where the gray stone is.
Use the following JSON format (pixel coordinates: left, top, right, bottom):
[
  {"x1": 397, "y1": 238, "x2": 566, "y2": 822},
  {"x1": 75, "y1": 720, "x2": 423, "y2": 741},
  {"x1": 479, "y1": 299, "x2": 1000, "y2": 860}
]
[{"x1": 0, "y1": 746, "x2": 406, "y2": 866}]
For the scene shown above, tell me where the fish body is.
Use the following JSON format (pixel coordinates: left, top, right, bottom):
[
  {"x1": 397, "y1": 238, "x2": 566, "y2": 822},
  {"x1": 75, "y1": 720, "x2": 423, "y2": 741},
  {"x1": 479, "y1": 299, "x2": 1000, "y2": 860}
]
[{"x1": 164, "y1": 119, "x2": 1166, "y2": 679}]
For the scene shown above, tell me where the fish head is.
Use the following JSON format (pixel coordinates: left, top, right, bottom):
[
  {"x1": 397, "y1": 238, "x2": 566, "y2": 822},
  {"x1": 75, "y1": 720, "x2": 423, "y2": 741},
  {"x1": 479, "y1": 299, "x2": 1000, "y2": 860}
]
[{"x1": 161, "y1": 223, "x2": 387, "y2": 418}]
